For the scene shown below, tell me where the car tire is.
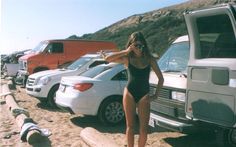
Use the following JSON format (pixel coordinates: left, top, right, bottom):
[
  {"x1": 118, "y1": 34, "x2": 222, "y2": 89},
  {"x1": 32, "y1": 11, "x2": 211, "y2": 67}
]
[
  {"x1": 47, "y1": 84, "x2": 59, "y2": 108},
  {"x1": 98, "y1": 96, "x2": 124, "y2": 125}
]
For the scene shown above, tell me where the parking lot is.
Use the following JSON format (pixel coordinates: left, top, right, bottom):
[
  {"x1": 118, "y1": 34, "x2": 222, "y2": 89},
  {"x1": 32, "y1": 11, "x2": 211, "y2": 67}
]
[{"x1": 0, "y1": 78, "x2": 220, "y2": 147}]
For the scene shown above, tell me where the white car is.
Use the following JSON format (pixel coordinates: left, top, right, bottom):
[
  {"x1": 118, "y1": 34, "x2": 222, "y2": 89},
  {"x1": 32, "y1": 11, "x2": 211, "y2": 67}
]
[
  {"x1": 55, "y1": 63, "x2": 127, "y2": 125},
  {"x1": 26, "y1": 53, "x2": 108, "y2": 107}
]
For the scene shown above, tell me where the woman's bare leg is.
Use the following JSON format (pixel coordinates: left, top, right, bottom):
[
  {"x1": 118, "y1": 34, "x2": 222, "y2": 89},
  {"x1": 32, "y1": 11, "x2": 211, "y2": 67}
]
[
  {"x1": 123, "y1": 88, "x2": 136, "y2": 147},
  {"x1": 137, "y1": 95, "x2": 150, "y2": 147}
]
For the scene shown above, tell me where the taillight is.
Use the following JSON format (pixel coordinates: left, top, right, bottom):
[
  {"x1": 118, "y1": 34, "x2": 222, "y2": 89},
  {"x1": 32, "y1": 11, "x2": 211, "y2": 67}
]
[{"x1": 73, "y1": 83, "x2": 93, "y2": 92}]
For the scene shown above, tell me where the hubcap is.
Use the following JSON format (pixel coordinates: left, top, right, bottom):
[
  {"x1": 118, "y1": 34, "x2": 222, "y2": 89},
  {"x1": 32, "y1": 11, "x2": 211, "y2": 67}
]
[{"x1": 105, "y1": 101, "x2": 124, "y2": 123}]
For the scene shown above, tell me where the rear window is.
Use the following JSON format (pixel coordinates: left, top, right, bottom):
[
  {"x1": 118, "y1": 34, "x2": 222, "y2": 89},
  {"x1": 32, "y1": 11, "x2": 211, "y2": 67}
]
[
  {"x1": 88, "y1": 61, "x2": 108, "y2": 68},
  {"x1": 196, "y1": 14, "x2": 236, "y2": 58},
  {"x1": 66, "y1": 57, "x2": 92, "y2": 70},
  {"x1": 80, "y1": 65, "x2": 111, "y2": 78}
]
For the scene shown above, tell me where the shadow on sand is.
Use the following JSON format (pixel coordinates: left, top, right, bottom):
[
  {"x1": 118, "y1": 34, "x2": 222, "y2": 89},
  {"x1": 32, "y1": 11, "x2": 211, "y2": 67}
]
[{"x1": 70, "y1": 115, "x2": 126, "y2": 134}]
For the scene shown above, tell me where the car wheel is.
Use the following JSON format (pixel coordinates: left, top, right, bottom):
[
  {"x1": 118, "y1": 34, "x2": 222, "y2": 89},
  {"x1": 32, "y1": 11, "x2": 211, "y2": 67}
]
[
  {"x1": 216, "y1": 128, "x2": 236, "y2": 147},
  {"x1": 98, "y1": 96, "x2": 124, "y2": 125},
  {"x1": 47, "y1": 84, "x2": 59, "y2": 108}
]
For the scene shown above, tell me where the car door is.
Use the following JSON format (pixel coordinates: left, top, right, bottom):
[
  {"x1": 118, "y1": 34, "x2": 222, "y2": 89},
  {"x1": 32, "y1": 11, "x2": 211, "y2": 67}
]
[
  {"x1": 44, "y1": 42, "x2": 65, "y2": 69},
  {"x1": 112, "y1": 69, "x2": 128, "y2": 93},
  {"x1": 185, "y1": 4, "x2": 236, "y2": 127}
]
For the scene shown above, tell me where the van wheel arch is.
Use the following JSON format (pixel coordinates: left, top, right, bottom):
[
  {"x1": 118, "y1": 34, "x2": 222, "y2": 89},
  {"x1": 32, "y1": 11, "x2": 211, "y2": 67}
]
[{"x1": 97, "y1": 95, "x2": 124, "y2": 125}]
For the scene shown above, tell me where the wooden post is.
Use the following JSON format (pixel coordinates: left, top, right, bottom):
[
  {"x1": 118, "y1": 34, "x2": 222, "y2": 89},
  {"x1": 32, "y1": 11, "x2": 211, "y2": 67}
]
[
  {"x1": 80, "y1": 127, "x2": 119, "y2": 147},
  {"x1": 1, "y1": 84, "x2": 48, "y2": 144}
]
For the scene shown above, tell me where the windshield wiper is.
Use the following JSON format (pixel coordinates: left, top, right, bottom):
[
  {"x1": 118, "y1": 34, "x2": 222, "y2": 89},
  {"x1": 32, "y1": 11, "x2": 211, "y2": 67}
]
[
  {"x1": 180, "y1": 73, "x2": 187, "y2": 78},
  {"x1": 163, "y1": 69, "x2": 187, "y2": 78},
  {"x1": 163, "y1": 69, "x2": 181, "y2": 73}
]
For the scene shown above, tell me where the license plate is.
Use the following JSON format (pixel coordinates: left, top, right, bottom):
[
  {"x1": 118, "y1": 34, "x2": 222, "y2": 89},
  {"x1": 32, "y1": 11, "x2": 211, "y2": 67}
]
[
  {"x1": 59, "y1": 85, "x2": 66, "y2": 92},
  {"x1": 149, "y1": 118, "x2": 155, "y2": 127}
]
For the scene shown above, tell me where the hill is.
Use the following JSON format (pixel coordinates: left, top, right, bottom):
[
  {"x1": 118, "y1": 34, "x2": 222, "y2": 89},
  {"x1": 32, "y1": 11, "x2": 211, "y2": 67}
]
[{"x1": 67, "y1": 0, "x2": 233, "y2": 56}]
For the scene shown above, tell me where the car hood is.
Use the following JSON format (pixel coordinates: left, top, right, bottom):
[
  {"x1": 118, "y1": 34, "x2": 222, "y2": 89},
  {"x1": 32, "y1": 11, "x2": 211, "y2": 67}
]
[
  {"x1": 29, "y1": 69, "x2": 74, "y2": 79},
  {"x1": 60, "y1": 76, "x2": 99, "y2": 86},
  {"x1": 149, "y1": 71, "x2": 187, "y2": 90},
  {"x1": 19, "y1": 53, "x2": 37, "y2": 60}
]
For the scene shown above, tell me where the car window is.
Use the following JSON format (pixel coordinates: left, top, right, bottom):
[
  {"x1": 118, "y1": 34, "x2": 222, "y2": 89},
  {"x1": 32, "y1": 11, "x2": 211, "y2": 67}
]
[
  {"x1": 66, "y1": 57, "x2": 92, "y2": 70},
  {"x1": 196, "y1": 14, "x2": 236, "y2": 58},
  {"x1": 47, "y1": 43, "x2": 64, "y2": 53},
  {"x1": 158, "y1": 41, "x2": 190, "y2": 73},
  {"x1": 80, "y1": 65, "x2": 112, "y2": 78},
  {"x1": 112, "y1": 69, "x2": 128, "y2": 81},
  {"x1": 31, "y1": 41, "x2": 48, "y2": 53},
  {"x1": 88, "y1": 61, "x2": 108, "y2": 68}
]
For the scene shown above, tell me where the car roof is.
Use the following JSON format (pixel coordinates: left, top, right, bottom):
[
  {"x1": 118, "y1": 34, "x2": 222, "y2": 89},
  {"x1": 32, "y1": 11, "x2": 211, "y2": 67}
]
[
  {"x1": 82, "y1": 53, "x2": 102, "y2": 58},
  {"x1": 173, "y1": 35, "x2": 189, "y2": 44},
  {"x1": 93, "y1": 62, "x2": 120, "y2": 68},
  {"x1": 82, "y1": 51, "x2": 114, "y2": 58}
]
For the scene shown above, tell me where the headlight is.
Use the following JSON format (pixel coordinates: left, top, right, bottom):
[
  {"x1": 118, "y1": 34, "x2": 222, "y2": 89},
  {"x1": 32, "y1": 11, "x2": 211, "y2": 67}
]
[
  {"x1": 37, "y1": 76, "x2": 51, "y2": 85},
  {"x1": 171, "y1": 91, "x2": 186, "y2": 102}
]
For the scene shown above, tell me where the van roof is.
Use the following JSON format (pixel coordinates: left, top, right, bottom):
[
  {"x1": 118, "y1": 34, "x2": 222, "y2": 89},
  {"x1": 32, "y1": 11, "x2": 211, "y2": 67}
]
[
  {"x1": 173, "y1": 35, "x2": 189, "y2": 44},
  {"x1": 45, "y1": 39, "x2": 114, "y2": 43}
]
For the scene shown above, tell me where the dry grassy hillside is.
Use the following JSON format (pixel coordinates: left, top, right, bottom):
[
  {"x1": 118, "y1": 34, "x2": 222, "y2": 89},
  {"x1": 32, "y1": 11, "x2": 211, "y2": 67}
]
[{"x1": 68, "y1": 0, "x2": 234, "y2": 55}]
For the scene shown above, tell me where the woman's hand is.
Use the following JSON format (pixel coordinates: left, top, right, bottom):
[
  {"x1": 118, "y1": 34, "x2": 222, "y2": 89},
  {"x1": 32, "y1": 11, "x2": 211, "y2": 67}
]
[
  {"x1": 128, "y1": 43, "x2": 142, "y2": 56},
  {"x1": 149, "y1": 93, "x2": 158, "y2": 101},
  {"x1": 100, "y1": 50, "x2": 106, "y2": 59},
  {"x1": 125, "y1": 44, "x2": 134, "y2": 54}
]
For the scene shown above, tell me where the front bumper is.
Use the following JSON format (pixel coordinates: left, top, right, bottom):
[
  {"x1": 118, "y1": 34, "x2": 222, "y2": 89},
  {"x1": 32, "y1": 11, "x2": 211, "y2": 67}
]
[
  {"x1": 149, "y1": 111, "x2": 198, "y2": 133},
  {"x1": 26, "y1": 84, "x2": 49, "y2": 98}
]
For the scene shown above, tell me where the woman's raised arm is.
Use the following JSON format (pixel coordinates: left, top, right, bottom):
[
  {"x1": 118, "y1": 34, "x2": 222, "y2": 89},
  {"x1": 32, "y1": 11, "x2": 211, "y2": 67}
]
[{"x1": 101, "y1": 45, "x2": 133, "y2": 65}]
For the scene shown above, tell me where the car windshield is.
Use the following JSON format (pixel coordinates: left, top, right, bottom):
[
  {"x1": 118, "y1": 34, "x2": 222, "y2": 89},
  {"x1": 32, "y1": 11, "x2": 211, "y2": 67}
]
[
  {"x1": 80, "y1": 64, "x2": 112, "y2": 78},
  {"x1": 158, "y1": 41, "x2": 190, "y2": 73},
  {"x1": 30, "y1": 41, "x2": 49, "y2": 53},
  {"x1": 66, "y1": 57, "x2": 92, "y2": 70}
]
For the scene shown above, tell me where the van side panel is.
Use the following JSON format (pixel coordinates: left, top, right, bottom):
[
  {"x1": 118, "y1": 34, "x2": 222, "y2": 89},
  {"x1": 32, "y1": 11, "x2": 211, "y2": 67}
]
[
  {"x1": 64, "y1": 41, "x2": 116, "y2": 55},
  {"x1": 59, "y1": 41, "x2": 116, "y2": 65},
  {"x1": 186, "y1": 65, "x2": 236, "y2": 127}
]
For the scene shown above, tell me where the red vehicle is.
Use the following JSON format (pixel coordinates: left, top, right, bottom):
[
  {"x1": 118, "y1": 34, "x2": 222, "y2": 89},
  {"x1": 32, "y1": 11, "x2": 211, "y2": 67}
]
[{"x1": 17, "y1": 39, "x2": 117, "y2": 85}]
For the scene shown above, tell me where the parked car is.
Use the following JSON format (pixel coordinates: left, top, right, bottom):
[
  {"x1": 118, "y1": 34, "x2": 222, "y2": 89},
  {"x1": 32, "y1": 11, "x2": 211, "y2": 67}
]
[
  {"x1": 26, "y1": 53, "x2": 108, "y2": 107},
  {"x1": 17, "y1": 39, "x2": 117, "y2": 86},
  {"x1": 55, "y1": 63, "x2": 127, "y2": 125},
  {"x1": 149, "y1": 3, "x2": 236, "y2": 147}
]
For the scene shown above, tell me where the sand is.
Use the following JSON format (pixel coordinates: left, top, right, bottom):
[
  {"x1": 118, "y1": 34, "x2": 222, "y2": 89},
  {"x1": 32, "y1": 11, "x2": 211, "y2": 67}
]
[{"x1": 0, "y1": 78, "x2": 218, "y2": 147}]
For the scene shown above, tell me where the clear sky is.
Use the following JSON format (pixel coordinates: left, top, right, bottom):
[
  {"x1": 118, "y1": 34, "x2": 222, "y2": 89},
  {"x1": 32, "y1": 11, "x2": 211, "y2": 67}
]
[{"x1": 0, "y1": 0, "x2": 188, "y2": 54}]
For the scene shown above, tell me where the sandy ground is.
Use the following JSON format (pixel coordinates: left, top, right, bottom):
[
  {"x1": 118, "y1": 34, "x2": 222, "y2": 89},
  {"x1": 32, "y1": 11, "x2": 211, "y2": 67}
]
[{"x1": 0, "y1": 77, "x2": 219, "y2": 147}]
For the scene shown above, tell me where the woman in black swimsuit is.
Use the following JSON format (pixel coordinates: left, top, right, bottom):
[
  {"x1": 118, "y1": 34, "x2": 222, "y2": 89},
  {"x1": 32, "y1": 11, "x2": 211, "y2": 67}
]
[{"x1": 102, "y1": 31, "x2": 164, "y2": 147}]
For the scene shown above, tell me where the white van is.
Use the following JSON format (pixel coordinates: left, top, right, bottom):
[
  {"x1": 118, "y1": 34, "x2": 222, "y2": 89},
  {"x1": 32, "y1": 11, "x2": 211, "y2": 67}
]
[
  {"x1": 26, "y1": 53, "x2": 107, "y2": 107},
  {"x1": 150, "y1": 3, "x2": 236, "y2": 147},
  {"x1": 149, "y1": 35, "x2": 191, "y2": 132},
  {"x1": 185, "y1": 3, "x2": 236, "y2": 147}
]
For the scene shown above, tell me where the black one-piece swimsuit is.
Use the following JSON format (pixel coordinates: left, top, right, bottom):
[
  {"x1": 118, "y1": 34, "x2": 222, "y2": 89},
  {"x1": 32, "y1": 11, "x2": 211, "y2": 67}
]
[{"x1": 127, "y1": 62, "x2": 150, "y2": 103}]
